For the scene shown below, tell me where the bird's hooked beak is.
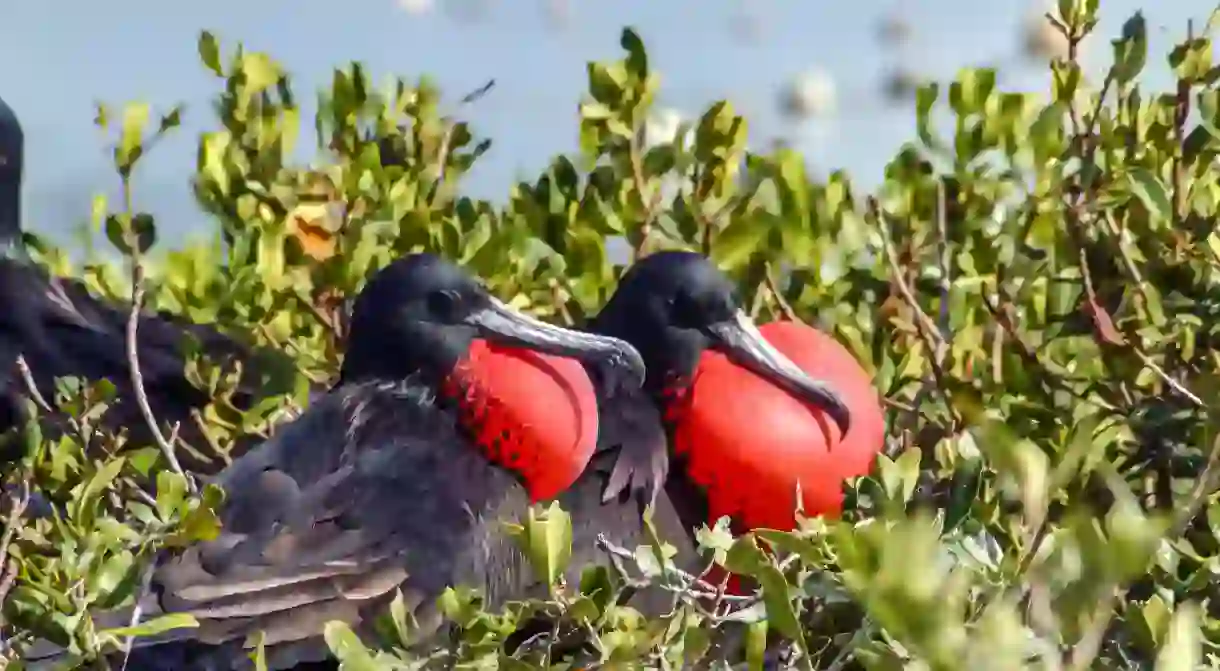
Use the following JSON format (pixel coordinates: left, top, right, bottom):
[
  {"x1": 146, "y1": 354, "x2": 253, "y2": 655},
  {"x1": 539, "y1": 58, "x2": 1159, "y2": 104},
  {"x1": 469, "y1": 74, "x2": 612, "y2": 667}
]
[
  {"x1": 704, "y1": 310, "x2": 852, "y2": 437},
  {"x1": 465, "y1": 296, "x2": 647, "y2": 390}
]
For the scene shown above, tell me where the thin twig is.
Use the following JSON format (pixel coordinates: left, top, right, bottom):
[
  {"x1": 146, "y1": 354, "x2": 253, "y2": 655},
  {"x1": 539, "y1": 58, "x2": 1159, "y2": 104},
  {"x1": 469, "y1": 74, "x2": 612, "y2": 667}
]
[
  {"x1": 871, "y1": 197, "x2": 956, "y2": 427},
  {"x1": 16, "y1": 355, "x2": 99, "y2": 444},
  {"x1": 188, "y1": 409, "x2": 228, "y2": 465},
  {"x1": 871, "y1": 200, "x2": 945, "y2": 351},
  {"x1": 595, "y1": 535, "x2": 756, "y2": 604},
  {"x1": 14, "y1": 357, "x2": 52, "y2": 414},
  {"x1": 627, "y1": 132, "x2": 664, "y2": 263},
  {"x1": 120, "y1": 179, "x2": 191, "y2": 492},
  {"x1": 296, "y1": 294, "x2": 343, "y2": 341},
  {"x1": 0, "y1": 479, "x2": 30, "y2": 615},
  {"x1": 823, "y1": 620, "x2": 874, "y2": 671},
  {"x1": 127, "y1": 267, "x2": 188, "y2": 486},
  {"x1": 1097, "y1": 211, "x2": 1152, "y2": 307},
  {"x1": 1132, "y1": 348, "x2": 1204, "y2": 407},
  {"x1": 933, "y1": 179, "x2": 953, "y2": 354},
  {"x1": 433, "y1": 79, "x2": 497, "y2": 198},
  {"x1": 903, "y1": 181, "x2": 958, "y2": 430},
  {"x1": 764, "y1": 267, "x2": 797, "y2": 321}
]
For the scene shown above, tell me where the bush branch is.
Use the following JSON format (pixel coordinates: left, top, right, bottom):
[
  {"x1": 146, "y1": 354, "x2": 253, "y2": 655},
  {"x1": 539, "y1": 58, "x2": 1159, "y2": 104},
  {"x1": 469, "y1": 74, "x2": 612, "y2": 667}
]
[
  {"x1": 121, "y1": 179, "x2": 191, "y2": 492},
  {"x1": 0, "y1": 478, "x2": 29, "y2": 619},
  {"x1": 869, "y1": 197, "x2": 956, "y2": 428}
]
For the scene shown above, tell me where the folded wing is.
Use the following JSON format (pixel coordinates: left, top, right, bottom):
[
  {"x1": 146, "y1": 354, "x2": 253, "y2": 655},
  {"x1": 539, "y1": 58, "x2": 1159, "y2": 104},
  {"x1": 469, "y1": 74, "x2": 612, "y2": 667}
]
[{"x1": 146, "y1": 380, "x2": 538, "y2": 665}]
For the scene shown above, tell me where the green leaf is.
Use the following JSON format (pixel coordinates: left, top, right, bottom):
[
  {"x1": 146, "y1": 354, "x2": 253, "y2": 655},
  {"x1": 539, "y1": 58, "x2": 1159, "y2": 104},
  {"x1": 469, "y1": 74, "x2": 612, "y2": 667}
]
[
  {"x1": 1155, "y1": 603, "x2": 1201, "y2": 671},
  {"x1": 620, "y1": 27, "x2": 649, "y2": 80},
  {"x1": 248, "y1": 631, "x2": 269, "y2": 671},
  {"x1": 745, "y1": 620, "x2": 768, "y2": 671},
  {"x1": 1127, "y1": 168, "x2": 1172, "y2": 223},
  {"x1": 436, "y1": 586, "x2": 480, "y2": 626},
  {"x1": 948, "y1": 67, "x2": 997, "y2": 117},
  {"x1": 73, "y1": 456, "x2": 126, "y2": 523},
  {"x1": 710, "y1": 217, "x2": 767, "y2": 271},
  {"x1": 129, "y1": 213, "x2": 157, "y2": 254},
  {"x1": 155, "y1": 471, "x2": 188, "y2": 520},
  {"x1": 1112, "y1": 12, "x2": 1148, "y2": 85},
  {"x1": 117, "y1": 103, "x2": 151, "y2": 172},
  {"x1": 198, "y1": 30, "x2": 224, "y2": 77},
  {"x1": 1169, "y1": 37, "x2": 1213, "y2": 83},
  {"x1": 93, "y1": 102, "x2": 110, "y2": 129},
  {"x1": 879, "y1": 447, "x2": 922, "y2": 506},
  {"x1": 1138, "y1": 593, "x2": 1172, "y2": 649},
  {"x1": 757, "y1": 565, "x2": 802, "y2": 640},
  {"x1": 578, "y1": 564, "x2": 617, "y2": 614},
  {"x1": 915, "y1": 82, "x2": 941, "y2": 148},
  {"x1": 505, "y1": 501, "x2": 573, "y2": 589},
  {"x1": 158, "y1": 106, "x2": 183, "y2": 135},
  {"x1": 945, "y1": 456, "x2": 984, "y2": 532},
  {"x1": 1029, "y1": 102, "x2": 1067, "y2": 162},
  {"x1": 387, "y1": 589, "x2": 412, "y2": 645},
  {"x1": 323, "y1": 621, "x2": 380, "y2": 670},
  {"x1": 102, "y1": 612, "x2": 198, "y2": 638},
  {"x1": 694, "y1": 517, "x2": 735, "y2": 564},
  {"x1": 241, "y1": 52, "x2": 281, "y2": 95},
  {"x1": 587, "y1": 62, "x2": 628, "y2": 105},
  {"x1": 724, "y1": 534, "x2": 767, "y2": 576}
]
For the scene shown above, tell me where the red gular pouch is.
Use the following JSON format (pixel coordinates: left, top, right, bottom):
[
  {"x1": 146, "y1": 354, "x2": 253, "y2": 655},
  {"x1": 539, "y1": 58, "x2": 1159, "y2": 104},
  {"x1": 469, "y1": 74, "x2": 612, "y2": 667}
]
[
  {"x1": 671, "y1": 321, "x2": 886, "y2": 595},
  {"x1": 443, "y1": 339, "x2": 601, "y2": 502}
]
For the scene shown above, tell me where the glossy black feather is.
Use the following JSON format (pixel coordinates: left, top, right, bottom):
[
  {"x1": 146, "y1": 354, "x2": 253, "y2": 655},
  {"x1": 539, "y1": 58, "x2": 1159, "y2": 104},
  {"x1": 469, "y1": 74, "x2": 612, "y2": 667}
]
[
  {"x1": 25, "y1": 252, "x2": 651, "y2": 670},
  {"x1": 129, "y1": 378, "x2": 543, "y2": 669},
  {"x1": 0, "y1": 95, "x2": 279, "y2": 474}
]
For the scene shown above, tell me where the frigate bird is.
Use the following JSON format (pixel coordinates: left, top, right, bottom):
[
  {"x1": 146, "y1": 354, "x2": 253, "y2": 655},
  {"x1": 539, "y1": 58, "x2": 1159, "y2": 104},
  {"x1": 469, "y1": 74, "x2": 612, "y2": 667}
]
[
  {"x1": 0, "y1": 94, "x2": 278, "y2": 474},
  {"x1": 586, "y1": 251, "x2": 882, "y2": 575},
  {"x1": 499, "y1": 251, "x2": 876, "y2": 663},
  {"x1": 23, "y1": 252, "x2": 646, "y2": 670}
]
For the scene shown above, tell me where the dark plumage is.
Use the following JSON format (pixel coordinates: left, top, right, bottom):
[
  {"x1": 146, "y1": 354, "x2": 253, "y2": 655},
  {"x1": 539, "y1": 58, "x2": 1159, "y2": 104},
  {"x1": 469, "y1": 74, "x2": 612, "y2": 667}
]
[
  {"x1": 0, "y1": 95, "x2": 275, "y2": 474},
  {"x1": 587, "y1": 250, "x2": 853, "y2": 540},
  {"x1": 515, "y1": 252, "x2": 857, "y2": 661},
  {"x1": 25, "y1": 253, "x2": 647, "y2": 670}
]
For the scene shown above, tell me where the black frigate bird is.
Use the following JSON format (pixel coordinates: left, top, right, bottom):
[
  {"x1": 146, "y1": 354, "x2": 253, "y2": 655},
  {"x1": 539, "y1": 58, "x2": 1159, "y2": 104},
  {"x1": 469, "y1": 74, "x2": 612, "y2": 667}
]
[
  {"x1": 24, "y1": 252, "x2": 647, "y2": 670},
  {"x1": 0, "y1": 95, "x2": 280, "y2": 474},
  {"x1": 505, "y1": 251, "x2": 856, "y2": 660},
  {"x1": 582, "y1": 250, "x2": 853, "y2": 558}
]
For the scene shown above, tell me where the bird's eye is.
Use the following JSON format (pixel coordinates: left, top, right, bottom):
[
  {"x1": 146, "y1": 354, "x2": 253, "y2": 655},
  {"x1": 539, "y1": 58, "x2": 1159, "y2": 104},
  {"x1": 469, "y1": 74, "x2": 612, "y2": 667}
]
[
  {"x1": 670, "y1": 292, "x2": 703, "y2": 328},
  {"x1": 427, "y1": 289, "x2": 463, "y2": 320}
]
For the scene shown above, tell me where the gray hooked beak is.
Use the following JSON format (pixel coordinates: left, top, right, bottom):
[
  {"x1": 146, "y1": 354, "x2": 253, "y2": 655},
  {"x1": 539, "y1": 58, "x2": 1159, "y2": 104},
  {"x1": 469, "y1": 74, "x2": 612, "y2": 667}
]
[
  {"x1": 705, "y1": 310, "x2": 852, "y2": 438},
  {"x1": 466, "y1": 296, "x2": 646, "y2": 390}
]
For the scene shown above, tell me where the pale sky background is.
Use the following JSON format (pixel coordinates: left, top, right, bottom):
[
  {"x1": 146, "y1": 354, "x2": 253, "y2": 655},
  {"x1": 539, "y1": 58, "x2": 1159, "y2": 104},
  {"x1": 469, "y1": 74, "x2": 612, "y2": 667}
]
[{"x1": 0, "y1": 0, "x2": 1215, "y2": 251}]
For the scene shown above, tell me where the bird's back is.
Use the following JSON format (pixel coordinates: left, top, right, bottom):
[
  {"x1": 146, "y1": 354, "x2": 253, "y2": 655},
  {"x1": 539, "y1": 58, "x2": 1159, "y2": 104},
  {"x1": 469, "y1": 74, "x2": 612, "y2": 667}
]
[
  {"x1": 0, "y1": 258, "x2": 279, "y2": 472},
  {"x1": 134, "y1": 379, "x2": 540, "y2": 669}
]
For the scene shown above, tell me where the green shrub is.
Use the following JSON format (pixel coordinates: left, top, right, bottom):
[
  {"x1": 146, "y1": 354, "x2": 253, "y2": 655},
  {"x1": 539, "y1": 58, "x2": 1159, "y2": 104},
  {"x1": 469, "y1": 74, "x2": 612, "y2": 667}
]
[{"x1": 6, "y1": 0, "x2": 1220, "y2": 668}]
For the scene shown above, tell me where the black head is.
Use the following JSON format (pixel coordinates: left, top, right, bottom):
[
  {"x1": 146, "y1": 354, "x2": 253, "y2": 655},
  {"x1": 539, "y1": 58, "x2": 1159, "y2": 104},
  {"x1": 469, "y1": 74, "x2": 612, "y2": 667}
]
[
  {"x1": 592, "y1": 250, "x2": 851, "y2": 436},
  {"x1": 0, "y1": 96, "x2": 22, "y2": 243},
  {"x1": 338, "y1": 253, "x2": 646, "y2": 390}
]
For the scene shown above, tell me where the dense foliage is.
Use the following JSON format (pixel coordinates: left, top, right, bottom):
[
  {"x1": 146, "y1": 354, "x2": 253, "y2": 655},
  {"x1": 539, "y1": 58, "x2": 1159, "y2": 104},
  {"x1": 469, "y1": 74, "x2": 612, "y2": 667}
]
[{"x1": 6, "y1": 0, "x2": 1220, "y2": 668}]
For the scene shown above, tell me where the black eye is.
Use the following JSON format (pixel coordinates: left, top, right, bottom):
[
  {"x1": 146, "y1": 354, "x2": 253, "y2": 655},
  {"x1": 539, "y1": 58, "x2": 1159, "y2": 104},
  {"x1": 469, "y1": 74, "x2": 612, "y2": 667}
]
[
  {"x1": 670, "y1": 292, "x2": 703, "y2": 328},
  {"x1": 427, "y1": 289, "x2": 463, "y2": 320}
]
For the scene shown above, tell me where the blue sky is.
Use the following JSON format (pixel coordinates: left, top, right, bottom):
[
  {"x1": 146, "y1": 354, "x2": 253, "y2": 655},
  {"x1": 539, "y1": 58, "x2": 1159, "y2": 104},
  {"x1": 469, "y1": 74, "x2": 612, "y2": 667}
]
[{"x1": 0, "y1": 0, "x2": 1214, "y2": 249}]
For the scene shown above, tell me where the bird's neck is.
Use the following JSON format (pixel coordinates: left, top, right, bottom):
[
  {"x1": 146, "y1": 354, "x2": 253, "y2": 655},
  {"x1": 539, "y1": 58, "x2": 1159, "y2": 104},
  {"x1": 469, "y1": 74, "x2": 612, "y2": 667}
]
[{"x1": 0, "y1": 173, "x2": 20, "y2": 250}]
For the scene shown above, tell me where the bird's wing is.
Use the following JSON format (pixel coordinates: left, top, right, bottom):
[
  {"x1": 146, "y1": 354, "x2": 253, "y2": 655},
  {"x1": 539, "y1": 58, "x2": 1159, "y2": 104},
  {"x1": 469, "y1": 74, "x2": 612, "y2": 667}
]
[
  {"x1": 0, "y1": 262, "x2": 301, "y2": 471},
  {"x1": 150, "y1": 382, "x2": 537, "y2": 653},
  {"x1": 593, "y1": 386, "x2": 670, "y2": 508}
]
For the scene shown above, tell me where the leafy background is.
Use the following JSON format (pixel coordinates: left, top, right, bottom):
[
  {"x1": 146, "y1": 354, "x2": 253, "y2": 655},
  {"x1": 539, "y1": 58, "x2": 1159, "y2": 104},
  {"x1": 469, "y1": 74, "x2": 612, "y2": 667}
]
[
  {"x1": 3, "y1": 0, "x2": 1204, "y2": 250},
  {"x1": 6, "y1": 0, "x2": 1220, "y2": 668}
]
